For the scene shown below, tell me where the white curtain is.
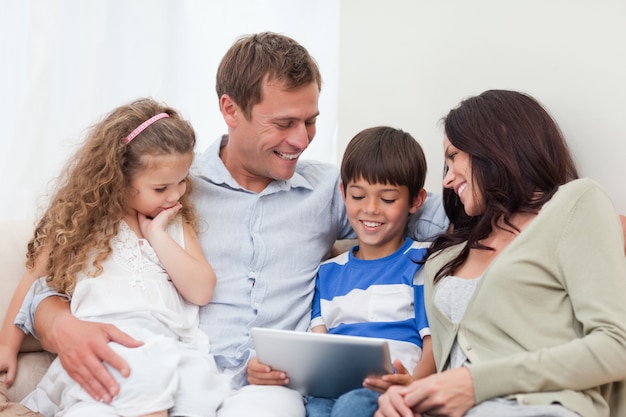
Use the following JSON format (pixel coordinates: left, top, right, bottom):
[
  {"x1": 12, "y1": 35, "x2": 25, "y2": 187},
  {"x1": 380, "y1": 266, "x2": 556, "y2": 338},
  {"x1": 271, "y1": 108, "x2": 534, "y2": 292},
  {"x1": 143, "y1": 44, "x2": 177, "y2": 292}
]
[{"x1": 0, "y1": 0, "x2": 340, "y2": 221}]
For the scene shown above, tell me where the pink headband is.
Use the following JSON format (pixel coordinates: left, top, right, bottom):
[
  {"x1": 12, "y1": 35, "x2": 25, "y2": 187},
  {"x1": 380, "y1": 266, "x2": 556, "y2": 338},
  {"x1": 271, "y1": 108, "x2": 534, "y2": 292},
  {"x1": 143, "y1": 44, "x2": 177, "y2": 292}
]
[{"x1": 124, "y1": 113, "x2": 169, "y2": 144}]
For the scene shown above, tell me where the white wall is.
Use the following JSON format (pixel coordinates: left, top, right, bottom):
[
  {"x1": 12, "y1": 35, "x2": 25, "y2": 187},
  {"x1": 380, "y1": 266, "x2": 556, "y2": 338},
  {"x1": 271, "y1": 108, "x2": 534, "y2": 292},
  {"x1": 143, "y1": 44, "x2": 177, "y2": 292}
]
[
  {"x1": 338, "y1": 0, "x2": 626, "y2": 213},
  {"x1": 0, "y1": 1, "x2": 339, "y2": 221},
  {"x1": 3, "y1": 1, "x2": 624, "y2": 220}
]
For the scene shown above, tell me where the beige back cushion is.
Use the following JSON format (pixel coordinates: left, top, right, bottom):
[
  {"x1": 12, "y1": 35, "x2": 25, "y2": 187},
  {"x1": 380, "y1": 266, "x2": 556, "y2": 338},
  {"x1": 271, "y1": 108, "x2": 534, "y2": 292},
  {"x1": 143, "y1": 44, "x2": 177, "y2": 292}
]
[{"x1": 0, "y1": 219, "x2": 43, "y2": 352}]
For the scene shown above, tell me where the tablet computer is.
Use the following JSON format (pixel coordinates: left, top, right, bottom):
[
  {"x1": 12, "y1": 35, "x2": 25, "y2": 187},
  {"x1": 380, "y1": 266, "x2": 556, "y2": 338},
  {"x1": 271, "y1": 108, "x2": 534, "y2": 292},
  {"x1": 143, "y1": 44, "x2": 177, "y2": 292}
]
[{"x1": 250, "y1": 327, "x2": 393, "y2": 398}]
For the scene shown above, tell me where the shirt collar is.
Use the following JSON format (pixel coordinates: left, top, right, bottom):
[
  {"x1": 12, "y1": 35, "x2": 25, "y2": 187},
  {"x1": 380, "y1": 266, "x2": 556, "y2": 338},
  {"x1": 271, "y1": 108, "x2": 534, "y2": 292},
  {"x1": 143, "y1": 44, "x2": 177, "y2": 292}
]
[{"x1": 193, "y1": 135, "x2": 314, "y2": 194}]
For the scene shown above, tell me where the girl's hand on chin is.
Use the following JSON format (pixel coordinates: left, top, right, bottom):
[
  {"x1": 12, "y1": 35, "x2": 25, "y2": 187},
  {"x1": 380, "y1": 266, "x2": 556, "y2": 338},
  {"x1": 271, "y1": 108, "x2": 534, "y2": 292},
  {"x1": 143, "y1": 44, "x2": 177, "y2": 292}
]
[{"x1": 138, "y1": 203, "x2": 182, "y2": 239}]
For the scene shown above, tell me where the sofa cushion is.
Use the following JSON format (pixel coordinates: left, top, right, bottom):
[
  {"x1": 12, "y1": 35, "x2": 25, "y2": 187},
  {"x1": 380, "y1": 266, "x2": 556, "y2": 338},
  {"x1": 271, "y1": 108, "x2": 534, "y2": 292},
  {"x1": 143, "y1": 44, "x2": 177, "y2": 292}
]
[
  {"x1": 2, "y1": 351, "x2": 55, "y2": 403},
  {"x1": 0, "y1": 219, "x2": 55, "y2": 403}
]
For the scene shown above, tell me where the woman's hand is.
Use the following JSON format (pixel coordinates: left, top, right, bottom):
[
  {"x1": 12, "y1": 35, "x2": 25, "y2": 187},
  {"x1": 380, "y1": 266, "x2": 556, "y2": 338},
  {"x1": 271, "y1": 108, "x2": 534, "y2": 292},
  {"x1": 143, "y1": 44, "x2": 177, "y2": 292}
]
[
  {"x1": 247, "y1": 356, "x2": 290, "y2": 386},
  {"x1": 376, "y1": 367, "x2": 476, "y2": 417},
  {"x1": 375, "y1": 384, "x2": 414, "y2": 417}
]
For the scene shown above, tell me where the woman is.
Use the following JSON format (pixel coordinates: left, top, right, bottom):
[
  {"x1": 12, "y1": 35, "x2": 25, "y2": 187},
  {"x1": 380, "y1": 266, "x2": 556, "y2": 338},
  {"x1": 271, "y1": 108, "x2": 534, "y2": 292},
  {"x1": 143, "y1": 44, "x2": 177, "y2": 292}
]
[{"x1": 375, "y1": 90, "x2": 626, "y2": 417}]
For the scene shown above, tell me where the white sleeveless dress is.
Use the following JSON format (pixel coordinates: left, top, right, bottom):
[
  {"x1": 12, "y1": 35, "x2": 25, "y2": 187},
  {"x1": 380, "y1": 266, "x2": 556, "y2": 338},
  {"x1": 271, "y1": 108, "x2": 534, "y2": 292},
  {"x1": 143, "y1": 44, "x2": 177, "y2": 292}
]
[{"x1": 22, "y1": 218, "x2": 229, "y2": 417}]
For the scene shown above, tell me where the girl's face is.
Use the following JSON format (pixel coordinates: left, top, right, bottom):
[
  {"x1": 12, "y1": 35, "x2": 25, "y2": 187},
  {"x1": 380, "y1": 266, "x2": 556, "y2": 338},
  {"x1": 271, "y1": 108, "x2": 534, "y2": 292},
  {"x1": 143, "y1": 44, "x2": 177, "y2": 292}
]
[
  {"x1": 443, "y1": 135, "x2": 483, "y2": 216},
  {"x1": 125, "y1": 153, "x2": 193, "y2": 219},
  {"x1": 341, "y1": 177, "x2": 423, "y2": 260}
]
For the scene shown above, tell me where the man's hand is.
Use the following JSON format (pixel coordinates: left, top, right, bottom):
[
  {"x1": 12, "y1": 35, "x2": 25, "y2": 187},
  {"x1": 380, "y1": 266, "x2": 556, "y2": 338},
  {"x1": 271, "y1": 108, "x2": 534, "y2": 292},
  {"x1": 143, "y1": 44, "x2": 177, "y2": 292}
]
[
  {"x1": 247, "y1": 356, "x2": 290, "y2": 386},
  {"x1": 36, "y1": 298, "x2": 142, "y2": 402}
]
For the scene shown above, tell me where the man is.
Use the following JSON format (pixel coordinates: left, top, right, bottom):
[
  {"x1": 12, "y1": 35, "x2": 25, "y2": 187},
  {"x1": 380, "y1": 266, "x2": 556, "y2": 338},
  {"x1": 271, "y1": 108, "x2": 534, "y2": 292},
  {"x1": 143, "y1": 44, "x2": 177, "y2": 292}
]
[
  {"x1": 191, "y1": 32, "x2": 448, "y2": 416},
  {"x1": 5, "y1": 32, "x2": 448, "y2": 417}
]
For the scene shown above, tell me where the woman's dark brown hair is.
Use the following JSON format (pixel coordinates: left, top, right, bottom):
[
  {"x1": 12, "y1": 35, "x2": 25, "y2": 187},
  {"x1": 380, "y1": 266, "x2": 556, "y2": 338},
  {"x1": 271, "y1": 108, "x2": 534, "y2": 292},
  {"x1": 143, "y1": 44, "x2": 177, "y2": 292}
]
[{"x1": 427, "y1": 90, "x2": 579, "y2": 282}]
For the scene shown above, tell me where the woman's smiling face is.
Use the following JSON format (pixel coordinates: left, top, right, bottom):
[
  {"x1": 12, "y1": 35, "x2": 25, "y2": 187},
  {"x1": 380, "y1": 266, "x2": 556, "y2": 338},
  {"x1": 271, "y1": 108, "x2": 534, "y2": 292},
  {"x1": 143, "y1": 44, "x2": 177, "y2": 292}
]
[{"x1": 442, "y1": 135, "x2": 484, "y2": 216}]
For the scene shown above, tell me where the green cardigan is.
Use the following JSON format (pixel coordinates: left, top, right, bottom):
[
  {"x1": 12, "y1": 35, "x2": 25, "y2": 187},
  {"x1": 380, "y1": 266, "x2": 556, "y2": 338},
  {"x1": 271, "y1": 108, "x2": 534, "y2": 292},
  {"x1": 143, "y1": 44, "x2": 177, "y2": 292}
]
[{"x1": 424, "y1": 178, "x2": 626, "y2": 417}]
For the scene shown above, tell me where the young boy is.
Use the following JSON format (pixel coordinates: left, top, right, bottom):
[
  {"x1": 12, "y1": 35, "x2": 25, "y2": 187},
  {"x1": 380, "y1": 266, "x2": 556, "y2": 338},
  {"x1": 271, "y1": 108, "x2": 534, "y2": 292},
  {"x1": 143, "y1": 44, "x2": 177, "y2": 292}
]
[{"x1": 306, "y1": 126, "x2": 436, "y2": 417}]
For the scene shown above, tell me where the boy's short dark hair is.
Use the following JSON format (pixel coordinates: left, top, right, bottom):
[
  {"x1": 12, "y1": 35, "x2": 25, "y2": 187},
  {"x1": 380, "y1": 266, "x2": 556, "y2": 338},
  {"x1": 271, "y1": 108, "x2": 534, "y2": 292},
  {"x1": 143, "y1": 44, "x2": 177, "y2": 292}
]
[{"x1": 340, "y1": 126, "x2": 427, "y2": 201}]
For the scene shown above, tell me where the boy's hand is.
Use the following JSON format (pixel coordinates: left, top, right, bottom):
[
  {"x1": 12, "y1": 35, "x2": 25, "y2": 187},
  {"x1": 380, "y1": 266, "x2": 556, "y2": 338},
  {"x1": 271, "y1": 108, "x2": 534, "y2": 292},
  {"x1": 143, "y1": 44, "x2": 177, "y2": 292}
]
[
  {"x1": 363, "y1": 359, "x2": 413, "y2": 393},
  {"x1": 0, "y1": 344, "x2": 18, "y2": 387},
  {"x1": 247, "y1": 356, "x2": 290, "y2": 386}
]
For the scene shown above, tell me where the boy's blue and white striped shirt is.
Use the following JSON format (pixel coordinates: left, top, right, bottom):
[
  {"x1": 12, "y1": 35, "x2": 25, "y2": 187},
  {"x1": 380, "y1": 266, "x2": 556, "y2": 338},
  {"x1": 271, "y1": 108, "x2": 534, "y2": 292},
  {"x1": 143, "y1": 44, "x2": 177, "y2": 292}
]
[{"x1": 311, "y1": 238, "x2": 430, "y2": 373}]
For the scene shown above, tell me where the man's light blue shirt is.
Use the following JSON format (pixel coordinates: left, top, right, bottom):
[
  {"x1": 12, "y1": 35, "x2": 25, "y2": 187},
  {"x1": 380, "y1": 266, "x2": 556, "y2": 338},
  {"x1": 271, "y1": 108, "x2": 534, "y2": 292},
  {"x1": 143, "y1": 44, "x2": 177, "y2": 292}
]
[{"x1": 192, "y1": 136, "x2": 353, "y2": 386}]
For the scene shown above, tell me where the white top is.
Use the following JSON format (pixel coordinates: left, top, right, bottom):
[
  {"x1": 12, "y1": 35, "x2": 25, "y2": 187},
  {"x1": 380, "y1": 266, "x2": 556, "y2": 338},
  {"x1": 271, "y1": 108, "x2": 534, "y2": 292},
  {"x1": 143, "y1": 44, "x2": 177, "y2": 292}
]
[
  {"x1": 70, "y1": 218, "x2": 203, "y2": 344},
  {"x1": 434, "y1": 275, "x2": 481, "y2": 369}
]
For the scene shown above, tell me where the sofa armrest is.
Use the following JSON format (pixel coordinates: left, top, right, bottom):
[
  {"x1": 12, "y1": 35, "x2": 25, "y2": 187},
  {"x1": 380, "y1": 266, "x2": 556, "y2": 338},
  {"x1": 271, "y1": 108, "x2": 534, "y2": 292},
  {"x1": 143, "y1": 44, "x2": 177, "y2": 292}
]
[
  {"x1": 1, "y1": 351, "x2": 55, "y2": 403},
  {"x1": 0, "y1": 219, "x2": 43, "y2": 353},
  {"x1": 0, "y1": 220, "x2": 56, "y2": 404}
]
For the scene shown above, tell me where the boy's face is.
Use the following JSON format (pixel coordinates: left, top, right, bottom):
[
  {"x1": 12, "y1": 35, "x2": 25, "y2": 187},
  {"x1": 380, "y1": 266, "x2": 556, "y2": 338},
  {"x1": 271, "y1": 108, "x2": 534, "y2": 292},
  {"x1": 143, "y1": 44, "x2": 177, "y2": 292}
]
[{"x1": 341, "y1": 177, "x2": 424, "y2": 260}]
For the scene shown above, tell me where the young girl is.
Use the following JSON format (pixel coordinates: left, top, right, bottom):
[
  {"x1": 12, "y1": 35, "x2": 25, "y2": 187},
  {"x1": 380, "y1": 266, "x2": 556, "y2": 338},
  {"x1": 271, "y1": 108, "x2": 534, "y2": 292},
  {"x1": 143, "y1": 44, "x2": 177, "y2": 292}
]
[{"x1": 0, "y1": 98, "x2": 228, "y2": 417}]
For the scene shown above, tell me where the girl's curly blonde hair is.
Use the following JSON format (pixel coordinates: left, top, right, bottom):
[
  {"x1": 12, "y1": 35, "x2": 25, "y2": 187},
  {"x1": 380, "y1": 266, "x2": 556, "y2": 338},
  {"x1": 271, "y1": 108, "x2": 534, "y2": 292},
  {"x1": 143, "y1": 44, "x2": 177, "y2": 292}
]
[{"x1": 26, "y1": 97, "x2": 198, "y2": 296}]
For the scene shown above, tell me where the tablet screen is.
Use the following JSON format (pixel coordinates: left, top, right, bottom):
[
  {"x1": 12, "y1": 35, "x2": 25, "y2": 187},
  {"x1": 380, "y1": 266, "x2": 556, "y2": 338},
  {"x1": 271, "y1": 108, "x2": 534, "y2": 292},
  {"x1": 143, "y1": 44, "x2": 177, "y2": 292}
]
[{"x1": 251, "y1": 327, "x2": 393, "y2": 398}]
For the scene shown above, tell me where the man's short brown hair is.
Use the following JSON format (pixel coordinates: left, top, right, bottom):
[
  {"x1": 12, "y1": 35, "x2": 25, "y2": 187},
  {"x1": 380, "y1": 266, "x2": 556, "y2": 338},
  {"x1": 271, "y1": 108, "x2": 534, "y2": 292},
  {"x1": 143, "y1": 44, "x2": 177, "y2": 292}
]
[{"x1": 216, "y1": 32, "x2": 322, "y2": 119}]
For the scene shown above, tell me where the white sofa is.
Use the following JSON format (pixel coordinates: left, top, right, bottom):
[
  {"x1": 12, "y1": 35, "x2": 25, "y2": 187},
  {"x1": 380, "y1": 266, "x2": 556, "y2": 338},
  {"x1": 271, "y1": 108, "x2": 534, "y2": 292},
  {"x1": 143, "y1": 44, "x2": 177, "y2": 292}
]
[{"x1": 0, "y1": 219, "x2": 55, "y2": 403}]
